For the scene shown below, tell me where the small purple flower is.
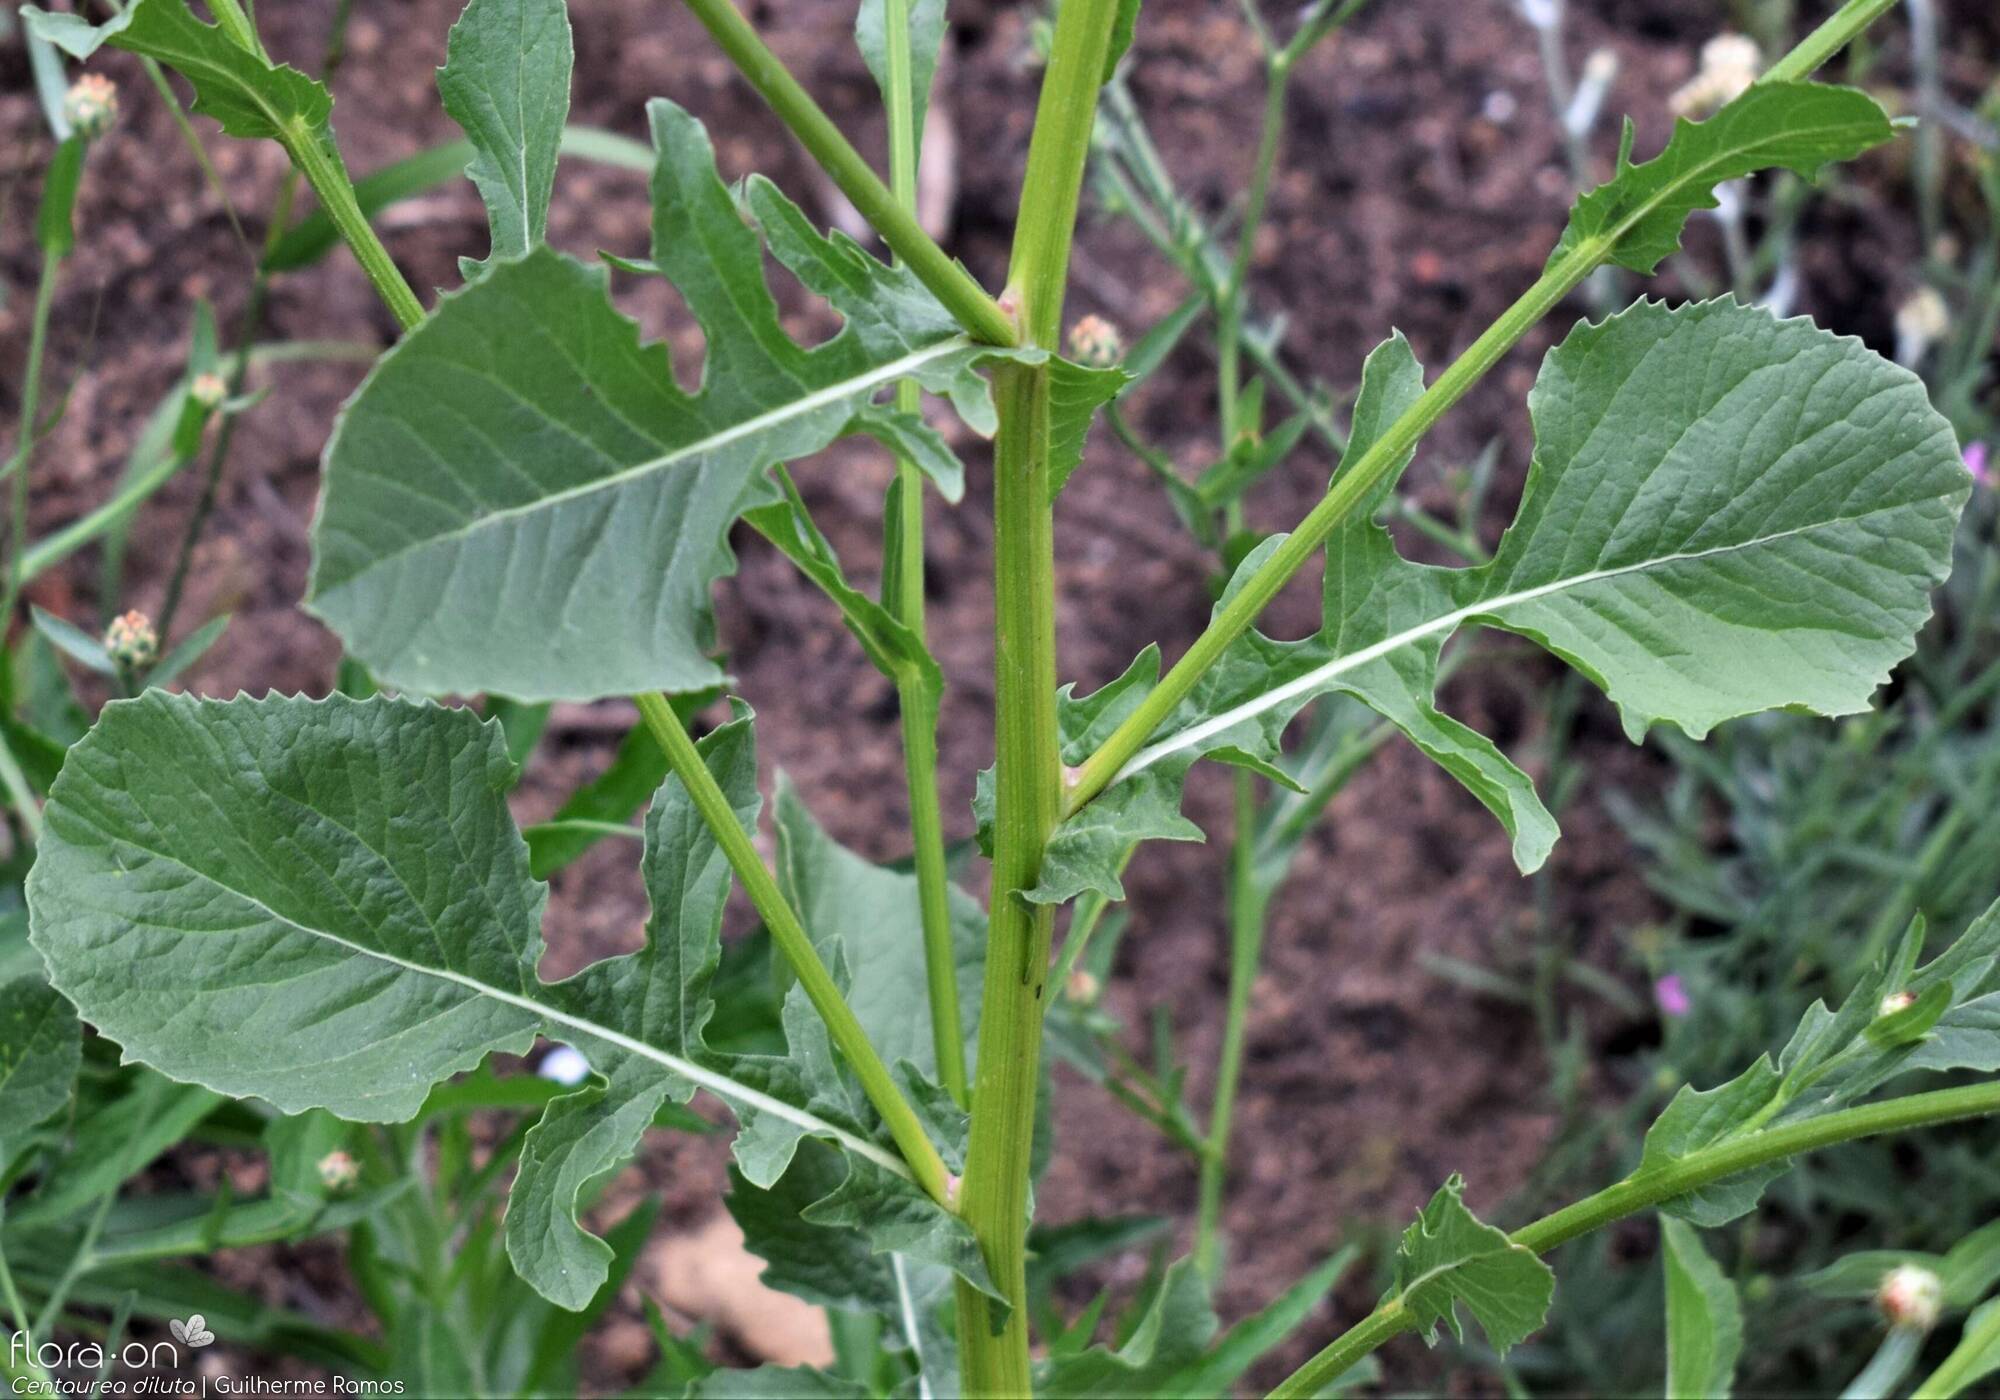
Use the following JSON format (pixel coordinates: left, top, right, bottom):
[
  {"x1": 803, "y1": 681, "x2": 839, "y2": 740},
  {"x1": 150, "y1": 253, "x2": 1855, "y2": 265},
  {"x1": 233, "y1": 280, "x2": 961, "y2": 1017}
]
[
  {"x1": 1654, "y1": 973, "x2": 1692, "y2": 1019},
  {"x1": 1966, "y1": 441, "x2": 1991, "y2": 488}
]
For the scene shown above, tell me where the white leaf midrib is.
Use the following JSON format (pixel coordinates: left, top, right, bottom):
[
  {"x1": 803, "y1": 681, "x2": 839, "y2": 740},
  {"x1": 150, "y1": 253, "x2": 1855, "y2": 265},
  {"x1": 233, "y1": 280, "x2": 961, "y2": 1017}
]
[
  {"x1": 324, "y1": 336, "x2": 980, "y2": 592},
  {"x1": 93, "y1": 840, "x2": 911, "y2": 1181},
  {"x1": 1119, "y1": 503, "x2": 1922, "y2": 784}
]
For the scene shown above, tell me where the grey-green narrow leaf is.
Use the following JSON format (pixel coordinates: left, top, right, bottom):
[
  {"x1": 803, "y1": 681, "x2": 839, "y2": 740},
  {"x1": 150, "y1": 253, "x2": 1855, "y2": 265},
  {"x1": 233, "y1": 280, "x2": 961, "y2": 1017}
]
[
  {"x1": 1041, "y1": 298, "x2": 1965, "y2": 906},
  {"x1": 1552, "y1": 82, "x2": 1895, "y2": 274},
  {"x1": 1662, "y1": 1217, "x2": 1743, "y2": 1400},
  {"x1": 438, "y1": 0, "x2": 574, "y2": 271},
  {"x1": 1392, "y1": 1174, "x2": 1554, "y2": 1355},
  {"x1": 855, "y1": 0, "x2": 947, "y2": 161},
  {"x1": 311, "y1": 100, "x2": 1022, "y2": 701}
]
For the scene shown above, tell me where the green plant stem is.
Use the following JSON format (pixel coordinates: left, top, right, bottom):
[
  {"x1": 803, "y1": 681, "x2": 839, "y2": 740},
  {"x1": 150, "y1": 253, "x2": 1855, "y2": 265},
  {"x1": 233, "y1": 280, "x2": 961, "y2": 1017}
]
[
  {"x1": 679, "y1": 0, "x2": 1016, "y2": 347},
  {"x1": 630, "y1": 693, "x2": 955, "y2": 1208},
  {"x1": 163, "y1": 0, "x2": 353, "y2": 637},
  {"x1": 157, "y1": 172, "x2": 299, "y2": 642},
  {"x1": 1761, "y1": 0, "x2": 1895, "y2": 83},
  {"x1": 1064, "y1": 0, "x2": 1893, "y2": 818},
  {"x1": 1195, "y1": 780, "x2": 1268, "y2": 1281},
  {"x1": 1268, "y1": 1079, "x2": 2000, "y2": 1398},
  {"x1": 1215, "y1": 62, "x2": 1290, "y2": 447},
  {"x1": 278, "y1": 123, "x2": 423, "y2": 332},
  {"x1": 957, "y1": 360, "x2": 1063, "y2": 1398},
  {"x1": 955, "y1": 5, "x2": 1123, "y2": 1389},
  {"x1": 3, "y1": 257, "x2": 61, "y2": 630},
  {"x1": 879, "y1": 0, "x2": 968, "y2": 1108},
  {"x1": 1912, "y1": 1297, "x2": 2000, "y2": 1399}
]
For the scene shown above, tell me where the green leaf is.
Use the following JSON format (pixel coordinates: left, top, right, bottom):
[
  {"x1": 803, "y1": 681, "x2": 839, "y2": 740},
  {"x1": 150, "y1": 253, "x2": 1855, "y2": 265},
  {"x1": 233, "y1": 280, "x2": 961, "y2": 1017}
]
[
  {"x1": 1552, "y1": 83, "x2": 1896, "y2": 275},
  {"x1": 1044, "y1": 297, "x2": 1965, "y2": 905},
  {"x1": 507, "y1": 709, "x2": 757, "y2": 1308},
  {"x1": 1391, "y1": 1174, "x2": 1554, "y2": 1354},
  {"x1": 0, "y1": 974, "x2": 81, "y2": 1153},
  {"x1": 1641, "y1": 899, "x2": 2000, "y2": 1226},
  {"x1": 438, "y1": 0, "x2": 573, "y2": 272},
  {"x1": 744, "y1": 470, "x2": 942, "y2": 704},
  {"x1": 1662, "y1": 1217, "x2": 1742, "y2": 1400},
  {"x1": 686, "y1": 1367, "x2": 870, "y2": 1398},
  {"x1": 526, "y1": 722, "x2": 671, "y2": 878},
  {"x1": 1047, "y1": 356, "x2": 1133, "y2": 501},
  {"x1": 31, "y1": 605, "x2": 115, "y2": 675},
  {"x1": 1103, "y1": 0, "x2": 1142, "y2": 80},
  {"x1": 1037, "y1": 1256, "x2": 1217, "y2": 1397},
  {"x1": 37, "y1": 135, "x2": 84, "y2": 257},
  {"x1": 26, "y1": 0, "x2": 340, "y2": 163},
  {"x1": 771, "y1": 776, "x2": 982, "y2": 1078},
  {"x1": 855, "y1": 0, "x2": 947, "y2": 161},
  {"x1": 28, "y1": 692, "x2": 979, "y2": 1313},
  {"x1": 310, "y1": 100, "x2": 1029, "y2": 701},
  {"x1": 1643, "y1": 1058, "x2": 1790, "y2": 1226},
  {"x1": 1159, "y1": 1247, "x2": 1358, "y2": 1397},
  {"x1": 1929, "y1": 1298, "x2": 2000, "y2": 1399}
]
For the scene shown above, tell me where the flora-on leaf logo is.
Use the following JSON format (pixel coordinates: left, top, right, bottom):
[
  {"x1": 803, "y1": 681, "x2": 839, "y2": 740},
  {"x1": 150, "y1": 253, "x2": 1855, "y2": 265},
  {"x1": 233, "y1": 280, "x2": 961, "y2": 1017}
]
[{"x1": 169, "y1": 1315, "x2": 215, "y2": 1348}]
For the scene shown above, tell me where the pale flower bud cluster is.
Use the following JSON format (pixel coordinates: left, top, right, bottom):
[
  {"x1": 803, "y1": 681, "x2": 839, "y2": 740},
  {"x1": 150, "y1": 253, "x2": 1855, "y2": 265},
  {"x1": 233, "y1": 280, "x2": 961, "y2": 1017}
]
[
  {"x1": 1875, "y1": 1264, "x2": 1942, "y2": 1332},
  {"x1": 1670, "y1": 34, "x2": 1761, "y2": 117},
  {"x1": 316, "y1": 1150, "x2": 361, "y2": 1193},
  {"x1": 1066, "y1": 315, "x2": 1124, "y2": 369},
  {"x1": 63, "y1": 73, "x2": 119, "y2": 141},
  {"x1": 103, "y1": 610, "x2": 158, "y2": 670},
  {"x1": 1894, "y1": 287, "x2": 1951, "y2": 367},
  {"x1": 1878, "y1": 989, "x2": 1917, "y2": 1018},
  {"x1": 190, "y1": 372, "x2": 228, "y2": 411}
]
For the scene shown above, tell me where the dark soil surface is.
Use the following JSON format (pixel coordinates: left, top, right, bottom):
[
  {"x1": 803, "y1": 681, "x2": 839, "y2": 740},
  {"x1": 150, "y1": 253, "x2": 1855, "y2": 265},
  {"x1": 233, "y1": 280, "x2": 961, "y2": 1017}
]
[{"x1": 4, "y1": 0, "x2": 1995, "y2": 1393}]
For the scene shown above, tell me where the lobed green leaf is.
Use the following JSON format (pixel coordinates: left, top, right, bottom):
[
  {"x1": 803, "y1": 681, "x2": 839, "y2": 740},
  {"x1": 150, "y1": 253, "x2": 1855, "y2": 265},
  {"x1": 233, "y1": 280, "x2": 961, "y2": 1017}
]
[
  {"x1": 310, "y1": 100, "x2": 1050, "y2": 702},
  {"x1": 1551, "y1": 82, "x2": 1895, "y2": 275},
  {"x1": 1392, "y1": 1174, "x2": 1554, "y2": 1355},
  {"x1": 438, "y1": 0, "x2": 573, "y2": 273},
  {"x1": 1037, "y1": 297, "x2": 1967, "y2": 905},
  {"x1": 27, "y1": 692, "x2": 986, "y2": 1312}
]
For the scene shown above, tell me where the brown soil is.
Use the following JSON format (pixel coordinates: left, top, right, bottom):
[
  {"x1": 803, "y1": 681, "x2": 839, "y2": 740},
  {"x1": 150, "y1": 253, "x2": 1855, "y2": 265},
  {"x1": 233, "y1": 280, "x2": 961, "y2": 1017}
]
[{"x1": 3, "y1": 0, "x2": 1993, "y2": 1393}]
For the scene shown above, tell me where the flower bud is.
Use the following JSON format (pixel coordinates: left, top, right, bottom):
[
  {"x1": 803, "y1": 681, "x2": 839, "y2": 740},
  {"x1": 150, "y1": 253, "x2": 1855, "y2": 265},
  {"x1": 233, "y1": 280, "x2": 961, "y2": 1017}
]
[
  {"x1": 1066, "y1": 314, "x2": 1124, "y2": 369},
  {"x1": 1895, "y1": 287, "x2": 1950, "y2": 367},
  {"x1": 1067, "y1": 968, "x2": 1101, "y2": 1005},
  {"x1": 103, "y1": 610, "x2": 159, "y2": 670},
  {"x1": 190, "y1": 372, "x2": 227, "y2": 411},
  {"x1": 63, "y1": 73, "x2": 119, "y2": 141},
  {"x1": 1670, "y1": 33, "x2": 1760, "y2": 116},
  {"x1": 1878, "y1": 989, "x2": 1917, "y2": 1018},
  {"x1": 1876, "y1": 1264, "x2": 1942, "y2": 1332},
  {"x1": 316, "y1": 1150, "x2": 361, "y2": 1193}
]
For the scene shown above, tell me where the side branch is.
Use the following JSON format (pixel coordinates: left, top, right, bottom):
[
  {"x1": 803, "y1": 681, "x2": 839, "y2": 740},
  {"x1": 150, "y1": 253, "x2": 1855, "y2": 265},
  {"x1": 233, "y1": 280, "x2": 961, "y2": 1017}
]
[
  {"x1": 1269, "y1": 1079, "x2": 2000, "y2": 1398},
  {"x1": 632, "y1": 693, "x2": 957, "y2": 1208},
  {"x1": 679, "y1": 0, "x2": 1019, "y2": 348}
]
